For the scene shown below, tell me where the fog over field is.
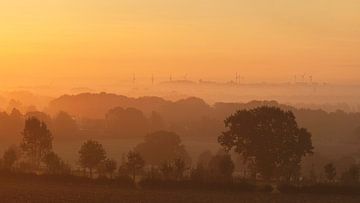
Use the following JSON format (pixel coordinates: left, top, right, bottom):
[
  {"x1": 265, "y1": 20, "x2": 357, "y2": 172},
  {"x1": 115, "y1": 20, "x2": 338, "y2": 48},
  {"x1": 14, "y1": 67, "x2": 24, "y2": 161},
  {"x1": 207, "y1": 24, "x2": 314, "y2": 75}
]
[{"x1": 1, "y1": 0, "x2": 360, "y2": 202}]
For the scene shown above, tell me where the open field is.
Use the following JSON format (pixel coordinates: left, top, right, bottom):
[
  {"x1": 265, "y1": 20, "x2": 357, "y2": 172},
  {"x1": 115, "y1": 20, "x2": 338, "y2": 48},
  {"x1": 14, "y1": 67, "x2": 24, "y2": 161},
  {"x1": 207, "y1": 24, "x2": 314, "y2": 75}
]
[{"x1": 0, "y1": 177, "x2": 359, "y2": 203}]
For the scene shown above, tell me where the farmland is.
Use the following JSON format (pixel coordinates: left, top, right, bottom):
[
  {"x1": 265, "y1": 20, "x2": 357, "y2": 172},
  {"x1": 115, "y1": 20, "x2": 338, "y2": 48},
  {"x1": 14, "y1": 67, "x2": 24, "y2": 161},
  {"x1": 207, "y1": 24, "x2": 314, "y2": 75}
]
[{"x1": 0, "y1": 177, "x2": 359, "y2": 203}]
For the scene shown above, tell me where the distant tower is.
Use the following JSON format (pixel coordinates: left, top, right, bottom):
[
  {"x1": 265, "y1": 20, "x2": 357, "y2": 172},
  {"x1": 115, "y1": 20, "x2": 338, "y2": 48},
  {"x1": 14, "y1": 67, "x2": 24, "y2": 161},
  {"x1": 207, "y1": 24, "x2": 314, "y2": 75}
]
[
  {"x1": 133, "y1": 73, "x2": 136, "y2": 84},
  {"x1": 170, "y1": 73, "x2": 173, "y2": 81},
  {"x1": 309, "y1": 75, "x2": 313, "y2": 84},
  {"x1": 151, "y1": 74, "x2": 154, "y2": 85}
]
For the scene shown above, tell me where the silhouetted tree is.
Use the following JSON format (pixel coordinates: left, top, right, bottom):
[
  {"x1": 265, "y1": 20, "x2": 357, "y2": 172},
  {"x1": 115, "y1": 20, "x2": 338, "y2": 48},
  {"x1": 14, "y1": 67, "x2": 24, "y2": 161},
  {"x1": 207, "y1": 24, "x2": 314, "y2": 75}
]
[
  {"x1": 43, "y1": 151, "x2": 71, "y2": 175},
  {"x1": 25, "y1": 111, "x2": 53, "y2": 130},
  {"x1": 159, "y1": 158, "x2": 187, "y2": 180},
  {"x1": 191, "y1": 151, "x2": 213, "y2": 182},
  {"x1": 79, "y1": 140, "x2": 106, "y2": 178},
  {"x1": 0, "y1": 109, "x2": 24, "y2": 144},
  {"x1": 106, "y1": 107, "x2": 148, "y2": 137},
  {"x1": 208, "y1": 151, "x2": 235, "y2": 182},
  {"x1": 173, "y1": 158, "x2": 187, "y2": 180},
  {"x1": 219, "y1": 106, "x2": 313, "y2": 181},
  {"x1": 341, "y1": 165, "x2": 359, "y2": 184},
  {"x1": 324, "y1": 163, "x2": 336, "y2": 182},
  {"x1": 160, "y1": 160, "x2": 174, "y2": 180},
  {"x1": 126, "y1": 151, "x2": 145, "y2": 183},
  {"x1": 135, "y1": 131, "x2": 191, "y2": 166},
  {"x1": 98, "y1": 158, "x2": 117, "y2": 178},
  {"x1": 53, "y1": 111, "x2": 78, "y2": 139},
  {"x1": 21, "y1": 117, "x2": 53, "y2": 168},
  {"x1": 3, "y1": 146, "x2": 20, "y2": 170}
]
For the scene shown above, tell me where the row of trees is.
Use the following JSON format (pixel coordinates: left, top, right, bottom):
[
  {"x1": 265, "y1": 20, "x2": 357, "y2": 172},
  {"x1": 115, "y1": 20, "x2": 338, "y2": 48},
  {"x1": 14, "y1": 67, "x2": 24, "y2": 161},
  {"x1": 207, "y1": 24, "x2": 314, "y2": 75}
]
[
  {"x1": 4, "y1": 106, "x2": 360, "y2": 186},
  {"x1": 322, "y1": 163, "x2": 360, "y2": 185},
  {"x1": 0, "y1": 116, "x2": 235, "y2": 184}
]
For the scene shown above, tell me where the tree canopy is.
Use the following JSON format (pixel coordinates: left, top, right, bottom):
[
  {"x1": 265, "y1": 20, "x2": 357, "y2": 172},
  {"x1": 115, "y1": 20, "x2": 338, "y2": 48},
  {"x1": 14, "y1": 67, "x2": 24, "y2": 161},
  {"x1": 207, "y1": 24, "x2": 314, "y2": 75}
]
[
  {"x1": 78, "y1": 140, "x2": 106, "y2": 177},
  {"x1": 219, "y1": 106, "x2": 313, "y2": 181},
  {"x1": 21, "y1": 117, "x2": 53, "y2": 168}
]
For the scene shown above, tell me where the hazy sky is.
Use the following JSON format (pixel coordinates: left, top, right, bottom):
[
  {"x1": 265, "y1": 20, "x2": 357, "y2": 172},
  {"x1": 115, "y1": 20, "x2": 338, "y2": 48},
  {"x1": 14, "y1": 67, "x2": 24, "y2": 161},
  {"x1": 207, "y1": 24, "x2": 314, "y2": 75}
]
[{"x1": 1, "y1": 0, "x2": 360, "y2": 85}]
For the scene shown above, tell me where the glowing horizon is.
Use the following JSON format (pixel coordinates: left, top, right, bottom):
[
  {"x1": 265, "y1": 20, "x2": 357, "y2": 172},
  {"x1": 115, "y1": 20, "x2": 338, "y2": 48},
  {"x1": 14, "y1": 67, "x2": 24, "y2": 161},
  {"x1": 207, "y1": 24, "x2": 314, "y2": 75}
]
[{"x1": 1, "y1": 0, "x2": 360, "y2": 86}]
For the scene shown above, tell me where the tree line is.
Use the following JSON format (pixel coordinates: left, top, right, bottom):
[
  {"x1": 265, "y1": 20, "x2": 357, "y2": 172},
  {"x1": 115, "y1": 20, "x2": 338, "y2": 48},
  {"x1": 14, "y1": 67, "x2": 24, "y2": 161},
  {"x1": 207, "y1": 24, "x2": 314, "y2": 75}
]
[{"x1": 1, "y1": 106, "x2": 360, "y2": 188}]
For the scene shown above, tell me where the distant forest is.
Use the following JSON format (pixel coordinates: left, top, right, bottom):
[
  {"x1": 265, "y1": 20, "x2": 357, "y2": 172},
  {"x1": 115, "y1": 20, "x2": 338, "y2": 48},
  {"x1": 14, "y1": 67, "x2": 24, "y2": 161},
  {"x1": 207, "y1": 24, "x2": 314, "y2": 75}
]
[{"x1": 1, "y1": 93, "x2": 360, "y2": 178}]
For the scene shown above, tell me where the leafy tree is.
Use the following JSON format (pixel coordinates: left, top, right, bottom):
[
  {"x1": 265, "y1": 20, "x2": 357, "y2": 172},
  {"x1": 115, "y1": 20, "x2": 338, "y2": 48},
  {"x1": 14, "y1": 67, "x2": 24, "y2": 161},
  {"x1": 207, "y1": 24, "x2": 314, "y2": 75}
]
[
  {"x1": 135, "y1": 131, "x2": 191, "y2": 166},
  {"x1": 43, "y1": 151, "x2": 71, "y2": 175},
  {"x1": 3, "y1": 146, "x2": 20, "y2": 170},
  {"x1": 79, "y1": 140, "x2": 106, "y2": 178},
  {"x1": 126, "y1": 151, "x2": 145, "y2": 183},
  {"x1": 324, "y1": 163, "x2": 337, "y2": 182},
  {"x1": 21, "y1": 117, "x2": 53, "y2": 168},
  {"x1": 219, "y1": 106, "x2": 313, "y2": 181}
]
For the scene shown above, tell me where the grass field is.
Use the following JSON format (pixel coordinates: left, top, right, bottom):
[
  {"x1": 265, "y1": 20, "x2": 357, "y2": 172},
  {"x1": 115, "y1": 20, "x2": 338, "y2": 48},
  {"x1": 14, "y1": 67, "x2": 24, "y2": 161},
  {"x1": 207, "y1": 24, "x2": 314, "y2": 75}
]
[{"x1": 0, "y1": 177, "x2": 360, "y2": 203}]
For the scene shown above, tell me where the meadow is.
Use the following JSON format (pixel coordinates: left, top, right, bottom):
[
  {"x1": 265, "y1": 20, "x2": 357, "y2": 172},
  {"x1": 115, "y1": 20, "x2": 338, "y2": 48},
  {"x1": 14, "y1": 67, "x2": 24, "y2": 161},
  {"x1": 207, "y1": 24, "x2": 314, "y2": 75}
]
[{"x1": 0, "y1": 176, "x2": 359, "y2": 203}]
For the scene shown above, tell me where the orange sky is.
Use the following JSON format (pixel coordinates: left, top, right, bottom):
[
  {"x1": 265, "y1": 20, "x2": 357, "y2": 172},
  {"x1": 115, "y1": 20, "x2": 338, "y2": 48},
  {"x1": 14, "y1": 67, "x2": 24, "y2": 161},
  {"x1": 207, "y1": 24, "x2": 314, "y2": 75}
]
[{"x1": 0, "y1": 0, "x2": 360, "y2": 85}]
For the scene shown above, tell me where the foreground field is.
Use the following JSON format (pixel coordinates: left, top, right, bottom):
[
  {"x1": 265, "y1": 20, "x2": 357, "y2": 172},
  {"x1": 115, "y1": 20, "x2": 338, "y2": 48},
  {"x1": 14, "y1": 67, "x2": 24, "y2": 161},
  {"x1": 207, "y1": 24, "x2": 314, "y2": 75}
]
[{"x1": 0, "y1": 177, "x2": 360, "y2": 203}]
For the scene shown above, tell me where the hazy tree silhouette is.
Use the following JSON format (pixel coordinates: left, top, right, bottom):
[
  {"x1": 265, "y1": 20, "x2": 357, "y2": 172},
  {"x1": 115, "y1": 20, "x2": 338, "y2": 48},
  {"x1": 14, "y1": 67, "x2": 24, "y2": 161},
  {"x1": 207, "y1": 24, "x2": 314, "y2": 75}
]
[
  {"x1": 341, "y1": 164, "x2": 359, "y2": 185},
  {"x1": 43, "y1": 151, "x2": 70, "y2": 175},
  {"x1": 21, "y1": 117, "x2": 53, "y2": 168},
  {"x1": 25, "y1": 111, "x2": 53, "y2": 130},
  {"x1": 0, "y1": 108, "x2": 24, "y2": 142},
  {"x1": 98, "y1": 158, "x2": 117, "y2": 178},
  {"x1": 160, "y1": 160, "x2": 174, "y2": 180},
  {"x1": 125, "y1": 151, "x2": 145, "y2": 183},
  {"x1": 324, "y1": 163, "x2": 336, "y2": 182},
  {"x1": 173, "y1": 158, "x2": 187, "y2": 180},
  {"x1": 79, "y1": 140, "x2": 106, "y2": 178},
  {"x1": 219, "y1": 106, "x2": 313, "y2": 181},
  {"x1": 191, "y1": 151, "x2": 213, "y2": 182},
  {"x1": 53, "y1": 111, "x2": 78, "y2": 139},
  {"x1": 106, "y1": 107, "x2": 148, "y2": 137},
  {"x1": 3, "y1": 146, "x2": 20, "y2": 170},
  {"x1": 208, "y1": 151, "x2": 235, "y2": 182},
  {"x1": 159, "y1": 158, "x2": 187, "y2": 180},
  {"x1": 197, "y1": 150, "x2": 213, "y2": 169},
  {"x1": 135, "y1": 131, "x2": 191, "y2": 166}
]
